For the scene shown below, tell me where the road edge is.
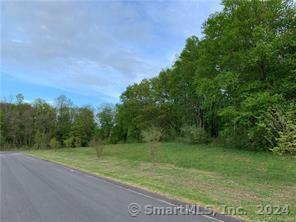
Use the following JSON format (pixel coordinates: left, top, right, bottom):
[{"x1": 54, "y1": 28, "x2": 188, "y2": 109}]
[{"x1": 24, "y1": 153, "x2": 245, "y2": 222}]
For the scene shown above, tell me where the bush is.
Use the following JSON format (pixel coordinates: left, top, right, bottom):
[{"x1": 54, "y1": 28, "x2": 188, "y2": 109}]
[
  {"x1": 141, "y1": 127, "x2": 162, "y2": 143},
  {"x1": 64, "y1": 137, "x2": 74, "y2": 148},
  {"x1": 90, "y1": 139, "x2": 104, "y2": 159},
  {"x1": 50, "y1": 138, "x2": 60, "y2": 150},
  {"x1": 141, "y1": 127, "x2": 162, "y2": 162},
  {"x1": 181, "y1": 125, "x2": 210, "y2": 144},
  {"x1": 0, "y1": 143, "x2": 14, "y2": 151},
  {"x1": 272, "y1": 121, "x2": 296, "y2": 155},
  {"x1": 243, "y1": 106, "x2": 296, "y2": 153},
  {"x1": 74, "y1": 137, "x2": 81, "y2": 147},
  {"x1": 248, "y1": 107, "x2": 287, "y2": 150},
  {"x1": 33, "y1": 131, "x2": 48, "y2": 149},
  {"x1": 161, "y1": 127, "x2": 178, "y2": 141}
]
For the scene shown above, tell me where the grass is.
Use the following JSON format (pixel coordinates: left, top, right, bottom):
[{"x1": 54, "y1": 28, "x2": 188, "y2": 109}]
[{"x1": 25, "y1": 143, "x2": 296, "y2": 222}]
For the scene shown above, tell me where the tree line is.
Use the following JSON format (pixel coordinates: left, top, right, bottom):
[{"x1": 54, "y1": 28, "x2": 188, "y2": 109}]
[
  {"x1": 1, "y1": 0, "x2": 295, "y2": 154},
  {"x1": 0, "y1": 94, "x2": 95, "y2": 149},
  {"x1": 103, "y1": 0, "x2": 296, "y2": 154}
]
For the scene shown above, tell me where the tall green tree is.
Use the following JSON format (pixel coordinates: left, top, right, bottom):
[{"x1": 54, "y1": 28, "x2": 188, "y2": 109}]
[
  {"x1": 55, "y1": 95, "x2": 73, "y2": 145},
  {"x1": 96, "y1": 104, "x2": 115, "y2": 141},
  {"x1": 71, "y1": 106, "x2": 95, "y2": 146}
]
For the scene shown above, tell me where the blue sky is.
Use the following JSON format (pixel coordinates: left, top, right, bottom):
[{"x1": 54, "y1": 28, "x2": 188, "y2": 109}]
[{"x1": 1, "y1": 0, "x2": 222, "y2": 107}]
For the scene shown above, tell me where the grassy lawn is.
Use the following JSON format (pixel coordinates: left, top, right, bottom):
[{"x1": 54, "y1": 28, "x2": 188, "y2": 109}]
[{"x1": 25, "y1": 143, "x2": 295, "y2": 222}]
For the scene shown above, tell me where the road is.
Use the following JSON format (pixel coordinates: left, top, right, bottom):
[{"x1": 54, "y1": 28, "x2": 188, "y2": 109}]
[{"x1": 0, "y1": 152, "x2": 218, "y2": 222}]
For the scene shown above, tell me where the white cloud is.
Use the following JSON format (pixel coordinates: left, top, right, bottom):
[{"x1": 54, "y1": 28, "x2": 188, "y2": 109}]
[{"x1": 1, "y1": 0, "x2": 221, "y2": 102}]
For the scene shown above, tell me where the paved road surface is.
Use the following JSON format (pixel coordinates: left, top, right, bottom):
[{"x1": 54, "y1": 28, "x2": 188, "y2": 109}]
[{"x1": 0, "y1": 153, "x2": 218, "y2": 222}]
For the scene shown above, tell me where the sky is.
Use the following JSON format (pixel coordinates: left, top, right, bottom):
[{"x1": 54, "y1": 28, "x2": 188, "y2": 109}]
[{"x1": 1, "y1": 0, "x2": 222, "y2": 107}]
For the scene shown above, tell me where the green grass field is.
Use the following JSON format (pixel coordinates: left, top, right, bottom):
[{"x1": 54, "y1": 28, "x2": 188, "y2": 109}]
[{"x1": 26, "y1": 143, "x2": 295, "y2": 222}]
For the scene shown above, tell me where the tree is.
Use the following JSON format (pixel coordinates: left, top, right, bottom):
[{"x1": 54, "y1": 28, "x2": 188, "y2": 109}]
[
  {"x1": 33, "y1": 98, "x2": 56, "y2": 148},
  {"x1": 113, "y1": 0, "x2": 296, "y2": 152},
  {"x1": 1, "y1": 0, "x2": 295, "y2": 154},
  {"x1": 55, "y1": 95, "x2": 73, "y2": 145},
  {"x1": 71, "y1": 106, "x2": 95, "y2": 146},
  {"x1": 96, "y1": 104, "x2": 115, "y2": 141}
]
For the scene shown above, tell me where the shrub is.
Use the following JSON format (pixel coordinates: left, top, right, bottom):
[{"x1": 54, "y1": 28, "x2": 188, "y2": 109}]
[
  {"x1": 50, "y1": 138, "x2": 60, "y2": 150},
  {"x1": 181, "y1": 125, "x2": 210, "y2": 144},
  {"x1": 64, "y1": 137, "x2": 74, "y2": 148},
  {"x1": 74, "y1": 137, "x2": 81, "y2": 147},
  {"x1": 33, "y1": 131, "x2": 48, "y2": 149},
  {"x1": 161, "y1": 127, "x2": 178, "y2": 141},
  {"x1": 141, "y1": 127, "x2": 162, "y2": 162},
  {"x1": 248, "y1": 107, "x2": 287, "y2": 150},
  {"x1": 90, "y1": 139, "x2": 104, "y2": 159},
  {"x1": 244, "y1": 106, "x2": 296, "y2": 154},
  {"x1": 272, "y1": 121, "x2": 296, "y2": 155},
  {"x1": 141, "y1": 127, "x2": 162, "y2": 143}
]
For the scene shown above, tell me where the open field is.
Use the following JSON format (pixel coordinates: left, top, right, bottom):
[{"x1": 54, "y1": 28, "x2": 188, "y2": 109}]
[{"x1": 26, "y1": 143, "x2": 296, "y2": 222}]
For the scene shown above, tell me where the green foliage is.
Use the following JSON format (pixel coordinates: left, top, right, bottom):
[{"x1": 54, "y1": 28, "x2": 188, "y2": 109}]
[
  {"x1": 74, "y1": 137, "x2": 81, "y2": 148},
  {"x1": 50, "y1": 137, "x2": 60, "y2": 149},
  {"x1": 141, "y1": 127, "x2": 162, "y2": 143},
  {"x1": 250, "y1": 107, "x2": 286, "y2": 149},
  {"x1": 271, "y1": 108, "x2": 296, "y2": 155},
  {"x1": 33, "y1": 131, "x2": 48, "y2": 149},
  {"x1": 181, "y1": 125, "x2": 210, "y2": 144},
  {"x1": 1, "y1": 0, "x2": 295, "y2": 155},
  {"x1": 111, "y1": 0, "x2": 295, "y2": 152},
  {"x1": 90, "y1": 138, "x2": 105, "y2": 159},
  {"x1": 0, "y1": 94, "x2": 96, "y2": 150},
  {"x1": 96, "y1": 104, "x2": 115, "y2": 142},
  {"x1": 102, "y1": 0, "x2": 296, "y2": 153},
  {"x1": 141, "y1": 127, "x2": 162, "y2": 162},
  {"x1": 273, "y1": 122, "x2": 296, "y2": 155},
  {"x1": 71, "y1": 106, "x2": 95, "y2": 146},
  {"x1": 63, "y1": 136, "x2": 82, "y2": 148},
  {"x1": 55, "y1": 95, "x2": 73, "y2": 144},
  {"x1": 64, "y1": 136, "x2": 75, "y2": 148}
]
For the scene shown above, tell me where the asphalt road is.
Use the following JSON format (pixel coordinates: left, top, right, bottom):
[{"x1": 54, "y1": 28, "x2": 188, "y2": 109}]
[{"x1": 0, "y1": 153, "x2": 218, "y2": 222}]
